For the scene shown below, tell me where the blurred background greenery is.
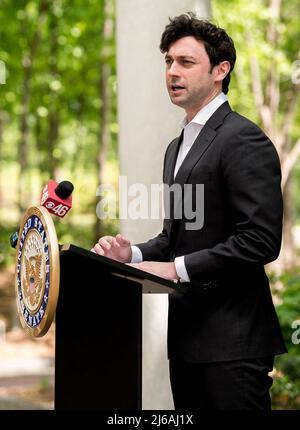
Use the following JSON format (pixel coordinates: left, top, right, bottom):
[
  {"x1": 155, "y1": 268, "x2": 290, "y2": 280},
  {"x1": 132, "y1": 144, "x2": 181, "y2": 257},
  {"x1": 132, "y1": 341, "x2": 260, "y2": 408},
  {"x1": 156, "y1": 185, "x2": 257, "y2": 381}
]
[{"x1": 0, "y1": 0, "x2": 299, "y2": 409}]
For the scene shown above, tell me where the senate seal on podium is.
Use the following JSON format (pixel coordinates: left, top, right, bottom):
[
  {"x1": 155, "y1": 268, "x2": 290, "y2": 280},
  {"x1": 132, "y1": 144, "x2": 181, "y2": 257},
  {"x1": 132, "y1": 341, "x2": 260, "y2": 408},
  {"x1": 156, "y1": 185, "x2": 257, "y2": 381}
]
[{"x1": 15, "y1": 206, "x2": 60, "y2": 337}]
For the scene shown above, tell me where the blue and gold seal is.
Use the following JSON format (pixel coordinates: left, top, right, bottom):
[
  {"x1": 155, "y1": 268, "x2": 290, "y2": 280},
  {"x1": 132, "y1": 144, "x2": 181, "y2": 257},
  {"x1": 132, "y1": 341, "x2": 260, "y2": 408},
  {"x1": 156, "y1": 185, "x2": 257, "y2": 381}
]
[{"x1": 15, "y1": 206, "x2": 60, "y2": 337}]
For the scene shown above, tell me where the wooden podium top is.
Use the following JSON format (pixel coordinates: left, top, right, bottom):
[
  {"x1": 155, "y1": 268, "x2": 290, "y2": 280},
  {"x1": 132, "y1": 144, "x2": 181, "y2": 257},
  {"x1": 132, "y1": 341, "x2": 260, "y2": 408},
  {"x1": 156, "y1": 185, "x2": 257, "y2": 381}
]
[{"x1": 60, "y1": 244, "x2": 187, "y2": 294}]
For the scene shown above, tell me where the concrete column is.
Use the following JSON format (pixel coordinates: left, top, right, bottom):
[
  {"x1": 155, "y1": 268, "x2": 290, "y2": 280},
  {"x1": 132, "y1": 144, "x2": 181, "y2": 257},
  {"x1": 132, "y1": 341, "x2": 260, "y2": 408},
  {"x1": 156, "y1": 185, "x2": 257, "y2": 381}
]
[{"x1": 116, "y1": 0, "x2": 211, "y2": 409}]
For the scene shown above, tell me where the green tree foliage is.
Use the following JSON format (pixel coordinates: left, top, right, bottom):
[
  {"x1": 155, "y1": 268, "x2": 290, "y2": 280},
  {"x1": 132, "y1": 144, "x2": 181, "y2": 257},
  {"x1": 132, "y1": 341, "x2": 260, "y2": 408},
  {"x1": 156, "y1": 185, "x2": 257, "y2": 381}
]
[
  {"x1": 271, "y1": 273, "x2": 300, "y2": 408},
  {"x1": 0, "y1": 0, "x2": 118, "y2": 265},
  {"x1": 213, "y1": 0, "x2": 300, "y2": 131}
]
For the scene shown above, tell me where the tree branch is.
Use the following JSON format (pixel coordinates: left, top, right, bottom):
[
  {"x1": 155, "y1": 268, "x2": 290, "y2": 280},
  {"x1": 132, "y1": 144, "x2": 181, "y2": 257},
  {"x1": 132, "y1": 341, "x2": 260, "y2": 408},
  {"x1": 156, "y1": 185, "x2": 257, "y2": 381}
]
[
  {"x1": 249, "y1": 54, "x2": 272, "y2": 133},
  {"x1": 277, "y1": 49, "x2": 300, "y2": 160},
  {"x1": 281, "y1": 137, "x2": 300, "y2": 189},
  {"x1": 265, "y1": 0, "x2": 282, "y2": 133}
]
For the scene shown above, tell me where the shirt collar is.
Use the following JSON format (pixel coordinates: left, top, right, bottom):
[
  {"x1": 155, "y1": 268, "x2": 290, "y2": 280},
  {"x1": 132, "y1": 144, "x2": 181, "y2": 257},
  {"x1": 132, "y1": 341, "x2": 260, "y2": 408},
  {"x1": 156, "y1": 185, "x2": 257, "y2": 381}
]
[{"x1": 181, "y1": 92, "x2": 228, "y2": 128}]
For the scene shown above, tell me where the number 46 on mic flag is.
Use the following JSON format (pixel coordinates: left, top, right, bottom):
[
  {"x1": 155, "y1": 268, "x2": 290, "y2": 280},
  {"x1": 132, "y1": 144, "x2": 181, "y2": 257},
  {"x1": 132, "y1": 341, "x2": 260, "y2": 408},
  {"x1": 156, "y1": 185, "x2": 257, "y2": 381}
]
[{"x1": 40, "y1": 180, "x2": 73, "y2": 218}]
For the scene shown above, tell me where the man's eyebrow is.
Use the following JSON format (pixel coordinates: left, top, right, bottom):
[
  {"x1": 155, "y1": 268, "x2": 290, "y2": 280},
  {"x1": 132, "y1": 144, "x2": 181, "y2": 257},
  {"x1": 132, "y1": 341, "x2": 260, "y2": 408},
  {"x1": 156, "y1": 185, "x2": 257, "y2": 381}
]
[{"x1": 165, "y1": 54, "x2": 196, "y2": 61}]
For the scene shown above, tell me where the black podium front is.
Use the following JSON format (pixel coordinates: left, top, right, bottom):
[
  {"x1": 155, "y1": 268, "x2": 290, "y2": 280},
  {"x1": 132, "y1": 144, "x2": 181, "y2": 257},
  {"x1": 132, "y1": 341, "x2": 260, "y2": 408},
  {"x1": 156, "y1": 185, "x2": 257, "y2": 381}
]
[{"x1": 55, "y1": 244, "x2": 185, "y2": 410}]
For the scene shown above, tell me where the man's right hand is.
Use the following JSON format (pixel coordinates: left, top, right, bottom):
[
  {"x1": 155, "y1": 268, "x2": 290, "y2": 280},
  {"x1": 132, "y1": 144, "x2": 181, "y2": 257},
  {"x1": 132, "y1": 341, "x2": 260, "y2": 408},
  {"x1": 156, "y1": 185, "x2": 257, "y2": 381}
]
[{"x1": 91, "y1": 234, "x2": 132, "y2": 263}]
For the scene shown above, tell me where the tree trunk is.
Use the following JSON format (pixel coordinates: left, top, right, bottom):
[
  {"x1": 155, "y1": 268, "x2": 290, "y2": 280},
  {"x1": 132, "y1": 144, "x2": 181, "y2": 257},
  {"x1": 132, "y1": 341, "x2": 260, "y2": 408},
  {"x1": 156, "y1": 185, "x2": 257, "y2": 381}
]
[
  {"x1": 47, "y1": 5, "x2": 59, "y2": 180},
  {"x1": 0, "y1": 110, "x2": 11, "y2": 215},
  {"x1": 18, "y1": 64, "x2": 31, "y2": 213},
  {"x1": 0, "y1": 111, "x2": 4, "y2": 209},
  {"x1": 282, "y1": 176, "x2": 296, "y2": 271},
  {"x1": 34, "y1": 113, "x2": 43, "y2": 171},
  {"x1": 17, "y1": 0, "x2": 48, "y2": 214},
  {"x1": 94, "y1": 0, "x2": 114, "y2": 242}
]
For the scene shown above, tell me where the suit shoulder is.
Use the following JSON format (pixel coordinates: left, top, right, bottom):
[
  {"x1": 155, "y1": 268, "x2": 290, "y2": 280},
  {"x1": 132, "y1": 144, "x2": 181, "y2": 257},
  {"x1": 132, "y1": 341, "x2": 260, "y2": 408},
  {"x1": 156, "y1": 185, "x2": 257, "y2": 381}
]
[
  {"x1": 167, "y1": 136, "x2": 178, "y2": 148},
  {"x1": 223, "y1": 111, "x2": 266, "y2": 135},
  {"x1": 222, "y1": 111, "x2": 278, "y2": 150},
  {"x1": 220, "y1": 111, "x2": 280, "y2": 163},
  {"x1": 165, "y1": 136, "x2": 178, "y2": 155}
]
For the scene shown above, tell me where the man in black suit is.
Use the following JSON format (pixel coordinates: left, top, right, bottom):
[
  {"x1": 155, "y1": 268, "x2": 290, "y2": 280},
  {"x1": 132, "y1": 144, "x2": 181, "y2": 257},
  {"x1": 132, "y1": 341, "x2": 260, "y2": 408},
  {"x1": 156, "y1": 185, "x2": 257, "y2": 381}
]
[{"x1": 92, "y1": 13, "x2": 286, "y2": 410}]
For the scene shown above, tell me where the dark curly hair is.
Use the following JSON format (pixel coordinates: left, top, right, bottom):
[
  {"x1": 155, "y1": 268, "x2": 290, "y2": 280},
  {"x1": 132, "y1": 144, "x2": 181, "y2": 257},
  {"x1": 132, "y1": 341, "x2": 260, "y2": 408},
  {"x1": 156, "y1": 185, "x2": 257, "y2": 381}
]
[{"x1": 160, "y1": 13, "x2": 236, "y2": 94}]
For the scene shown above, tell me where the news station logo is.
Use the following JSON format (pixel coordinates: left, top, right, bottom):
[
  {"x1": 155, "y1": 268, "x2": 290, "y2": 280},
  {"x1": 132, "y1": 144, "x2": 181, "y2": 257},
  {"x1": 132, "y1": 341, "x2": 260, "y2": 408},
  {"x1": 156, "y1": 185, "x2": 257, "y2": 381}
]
[{"x1": 41, "y1": 181, "x2": 71, "y2": 217}]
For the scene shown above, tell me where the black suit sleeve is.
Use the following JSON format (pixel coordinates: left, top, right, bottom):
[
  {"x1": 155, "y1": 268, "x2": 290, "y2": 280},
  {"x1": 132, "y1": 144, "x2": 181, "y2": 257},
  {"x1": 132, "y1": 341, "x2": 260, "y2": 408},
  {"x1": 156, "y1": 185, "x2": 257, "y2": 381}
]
[
  {"x1": 135, "y1": 220, "x2": 171, "y2": 262},
  {"x1": 184, "y1": 124, "x2": 283, "y2": 281}
]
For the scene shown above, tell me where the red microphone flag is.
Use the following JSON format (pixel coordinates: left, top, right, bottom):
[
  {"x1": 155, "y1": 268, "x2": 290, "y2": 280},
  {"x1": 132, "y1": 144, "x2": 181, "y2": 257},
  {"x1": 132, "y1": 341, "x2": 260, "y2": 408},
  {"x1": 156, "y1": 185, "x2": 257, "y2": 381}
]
[{"x1": 40, "y1": 180, "x2": 72, "y2": 218}]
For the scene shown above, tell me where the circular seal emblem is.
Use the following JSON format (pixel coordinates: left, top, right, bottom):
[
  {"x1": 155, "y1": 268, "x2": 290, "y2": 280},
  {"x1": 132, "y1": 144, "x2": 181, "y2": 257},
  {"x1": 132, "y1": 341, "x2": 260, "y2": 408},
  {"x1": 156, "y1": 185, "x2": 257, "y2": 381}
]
[{"x1": 15, "y1": 206, "x2": 60, "y2": 337}]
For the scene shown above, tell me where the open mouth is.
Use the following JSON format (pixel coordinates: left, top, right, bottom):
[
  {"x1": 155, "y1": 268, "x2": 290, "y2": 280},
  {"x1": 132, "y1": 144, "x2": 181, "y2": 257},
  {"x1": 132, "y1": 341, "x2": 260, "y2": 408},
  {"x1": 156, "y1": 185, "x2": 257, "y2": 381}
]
[{"x1": 171, "y1": 85, "x2": 185, "y2": 92}]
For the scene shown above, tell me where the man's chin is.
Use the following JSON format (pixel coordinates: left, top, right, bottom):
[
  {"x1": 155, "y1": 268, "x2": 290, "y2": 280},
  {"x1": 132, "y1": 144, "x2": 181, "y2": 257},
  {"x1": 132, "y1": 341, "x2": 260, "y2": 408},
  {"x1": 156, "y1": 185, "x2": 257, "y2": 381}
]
[{"x1": 169, "y1": 96, "x2": 186, "y2": 108}]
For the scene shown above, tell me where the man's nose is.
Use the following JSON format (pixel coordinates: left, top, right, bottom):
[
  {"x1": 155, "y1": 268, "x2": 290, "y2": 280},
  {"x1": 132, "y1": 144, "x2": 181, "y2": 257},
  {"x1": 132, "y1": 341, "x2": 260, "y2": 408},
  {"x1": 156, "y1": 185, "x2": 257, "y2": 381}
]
[{"x1": 167, "y1": 61, "x2": 180, "y2": 77}]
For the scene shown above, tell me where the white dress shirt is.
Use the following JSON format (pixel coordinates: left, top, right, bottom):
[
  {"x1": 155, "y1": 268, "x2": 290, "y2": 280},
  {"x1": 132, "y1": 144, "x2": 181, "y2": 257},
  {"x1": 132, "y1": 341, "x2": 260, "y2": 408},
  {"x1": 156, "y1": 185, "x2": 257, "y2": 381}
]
[{"x1": 131, "y1": 92, "x2": 228, "y2": 281}]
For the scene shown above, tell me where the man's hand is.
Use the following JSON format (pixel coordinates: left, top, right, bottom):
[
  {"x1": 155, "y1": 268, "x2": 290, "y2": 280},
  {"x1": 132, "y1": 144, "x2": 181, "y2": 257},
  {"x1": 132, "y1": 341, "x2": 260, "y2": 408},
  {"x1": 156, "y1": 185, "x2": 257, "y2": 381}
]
[
  {"x1": 127, "y1": 261, "x2": 179, "y2": 281},
  {"x1": 91, "y1": 234, "x2": 132, "y2": 263}
]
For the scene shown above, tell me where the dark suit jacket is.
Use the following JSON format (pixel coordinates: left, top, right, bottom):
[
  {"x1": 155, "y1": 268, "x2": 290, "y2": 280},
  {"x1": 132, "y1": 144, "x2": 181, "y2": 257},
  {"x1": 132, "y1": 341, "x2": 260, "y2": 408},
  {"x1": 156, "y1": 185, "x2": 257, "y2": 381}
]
[{"x1": 137, "y1": 102, "x2": 286, "y2": 363}]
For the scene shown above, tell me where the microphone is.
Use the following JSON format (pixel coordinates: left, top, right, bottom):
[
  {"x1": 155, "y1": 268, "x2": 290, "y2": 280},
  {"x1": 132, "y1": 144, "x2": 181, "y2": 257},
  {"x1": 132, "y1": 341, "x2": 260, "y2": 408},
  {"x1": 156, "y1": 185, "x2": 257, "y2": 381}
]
[
  {"x1": 10, "y1": 179, "x2": 74, "y2": 248},
  {"x1": 40, "y1": 179, "x2": 73, "y2": 217}
]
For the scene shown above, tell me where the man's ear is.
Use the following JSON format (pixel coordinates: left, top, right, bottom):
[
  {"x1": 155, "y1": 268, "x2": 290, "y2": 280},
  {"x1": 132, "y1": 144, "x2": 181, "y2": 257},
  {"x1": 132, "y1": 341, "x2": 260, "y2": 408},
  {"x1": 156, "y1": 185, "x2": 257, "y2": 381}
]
[{"x1": 214, "y1": 61, "x2": 231, "y2": 83}]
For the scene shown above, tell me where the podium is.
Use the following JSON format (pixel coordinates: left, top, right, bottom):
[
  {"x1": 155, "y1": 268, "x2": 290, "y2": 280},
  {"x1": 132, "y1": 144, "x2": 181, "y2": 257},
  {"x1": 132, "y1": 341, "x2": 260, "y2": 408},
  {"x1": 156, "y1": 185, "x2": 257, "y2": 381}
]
[{"x1": 55, "y1": 244, "x2": 186, "y2": 410}]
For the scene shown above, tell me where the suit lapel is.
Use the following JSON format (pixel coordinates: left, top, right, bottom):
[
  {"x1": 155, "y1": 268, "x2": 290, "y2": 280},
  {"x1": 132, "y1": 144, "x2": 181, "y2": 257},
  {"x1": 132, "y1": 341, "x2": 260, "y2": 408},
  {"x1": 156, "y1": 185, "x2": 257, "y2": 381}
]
[
  {"x1": 164, "y1": 130, "x2": 183, "y2": 186},
  {"x1": 164, "y1": 102, "x2": 232, "y2": 235},
  {"x1": 174, "y1": 102, "x2": 232, "y2": 186},
  {"x1": 174, "y1": 127, "x2": 216, "y2": 185}
]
